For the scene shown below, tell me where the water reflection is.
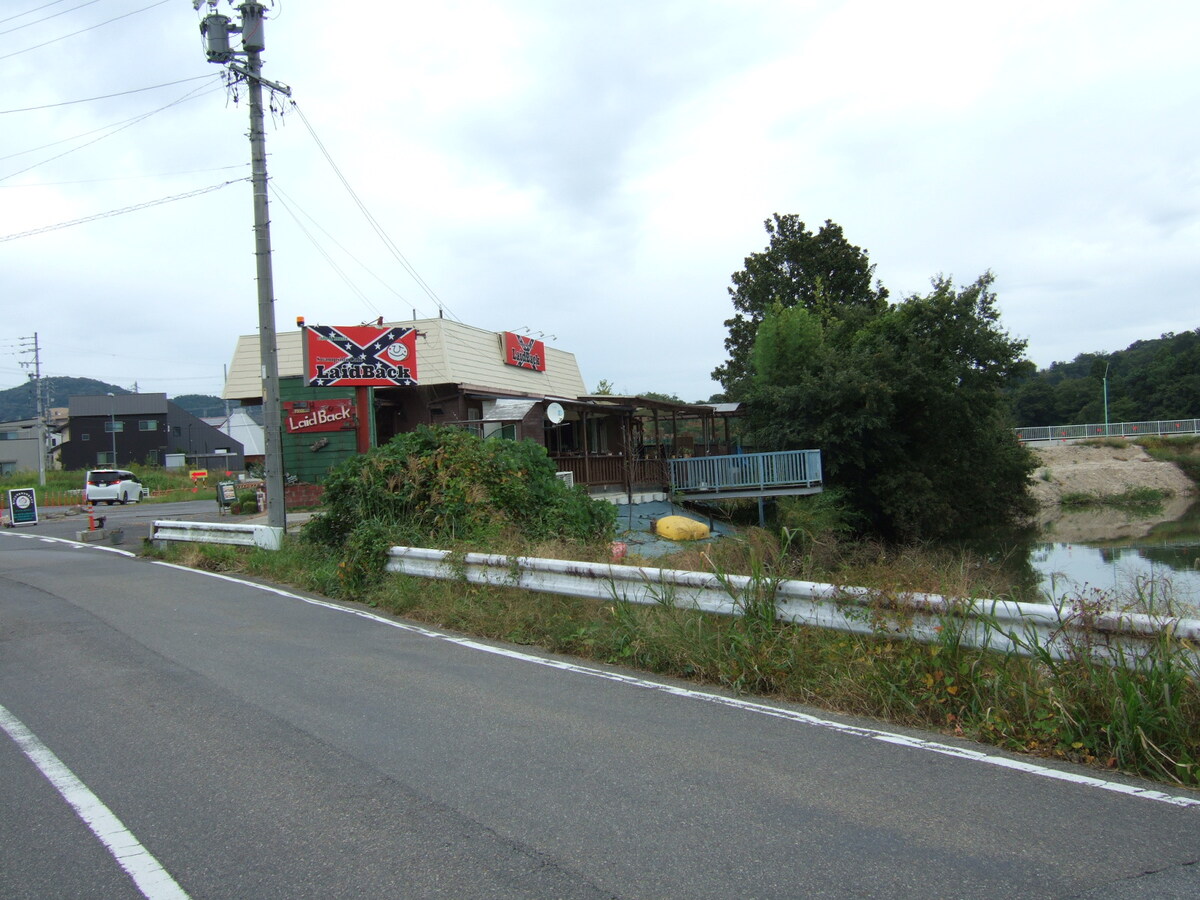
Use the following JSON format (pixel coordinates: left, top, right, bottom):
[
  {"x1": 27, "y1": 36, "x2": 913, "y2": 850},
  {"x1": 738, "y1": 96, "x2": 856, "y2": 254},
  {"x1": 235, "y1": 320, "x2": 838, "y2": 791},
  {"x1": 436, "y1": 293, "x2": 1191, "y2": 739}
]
[{"x1": 1030, "y1": 500, "x2": 1200, "y2": 612}]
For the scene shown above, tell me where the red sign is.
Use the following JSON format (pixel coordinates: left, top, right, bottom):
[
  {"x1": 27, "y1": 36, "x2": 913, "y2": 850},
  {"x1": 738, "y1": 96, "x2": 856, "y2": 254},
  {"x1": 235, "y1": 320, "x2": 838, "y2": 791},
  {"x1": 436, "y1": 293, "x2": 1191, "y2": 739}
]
[
  {"x1": 303, "y1": 325, "x2": 418, "y2": 387},
  {"x1": 284, "y1": 399, "x2": 356, "y2": 433},
  {"x1": 503, "y1": 332, "x2": 546, "y2": 372}
]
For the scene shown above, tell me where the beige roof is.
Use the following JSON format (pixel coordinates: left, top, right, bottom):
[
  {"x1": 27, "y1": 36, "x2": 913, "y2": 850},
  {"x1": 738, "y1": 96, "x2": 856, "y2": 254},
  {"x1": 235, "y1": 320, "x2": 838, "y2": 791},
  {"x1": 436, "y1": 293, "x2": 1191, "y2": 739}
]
[{"x1": 223, "y1": 318, "x2": 587, "y2": 401}]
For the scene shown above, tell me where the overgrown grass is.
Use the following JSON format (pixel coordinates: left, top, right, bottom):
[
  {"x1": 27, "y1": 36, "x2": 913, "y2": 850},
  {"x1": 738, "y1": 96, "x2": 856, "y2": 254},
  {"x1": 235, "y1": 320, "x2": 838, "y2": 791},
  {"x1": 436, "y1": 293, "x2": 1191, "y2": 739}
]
[
  {"x1": 1059, "y1": 486, "x2": 1173, "y2": 513},
  {"x1": 148, "y1": 527, "x2": 1200, "y2": 790},
  {"x1": 1137, "y1": 436, "x2": 1200, "y2": 484}
]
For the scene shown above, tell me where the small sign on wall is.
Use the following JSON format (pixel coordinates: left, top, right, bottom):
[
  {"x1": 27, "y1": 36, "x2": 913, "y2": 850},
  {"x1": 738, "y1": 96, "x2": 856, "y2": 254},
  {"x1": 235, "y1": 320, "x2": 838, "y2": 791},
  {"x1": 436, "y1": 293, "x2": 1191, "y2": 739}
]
[
  {"x1": 284, "y1": 399, "x2": 356, "y2": 433},
  {"x1": 6, "y1": 488, "x2": 37, "y2": 526},
  {"x1": 502, "y1": 332, "x2": 546, "y2": 372}
]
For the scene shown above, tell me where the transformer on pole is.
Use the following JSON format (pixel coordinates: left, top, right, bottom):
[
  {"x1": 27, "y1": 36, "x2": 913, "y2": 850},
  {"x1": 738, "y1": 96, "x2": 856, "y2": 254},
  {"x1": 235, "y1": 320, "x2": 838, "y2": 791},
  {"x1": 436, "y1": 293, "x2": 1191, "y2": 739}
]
[{"x1": 196, "y1": 1, "x2": 291, "y2": 532}]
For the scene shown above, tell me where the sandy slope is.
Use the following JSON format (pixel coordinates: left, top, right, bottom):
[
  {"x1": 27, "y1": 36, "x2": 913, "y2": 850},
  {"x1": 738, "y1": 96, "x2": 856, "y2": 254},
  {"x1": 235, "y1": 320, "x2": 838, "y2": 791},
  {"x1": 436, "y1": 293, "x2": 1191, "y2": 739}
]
[{"x1": 1029, "y1": 442, "x2": 1197, "y2": 541}]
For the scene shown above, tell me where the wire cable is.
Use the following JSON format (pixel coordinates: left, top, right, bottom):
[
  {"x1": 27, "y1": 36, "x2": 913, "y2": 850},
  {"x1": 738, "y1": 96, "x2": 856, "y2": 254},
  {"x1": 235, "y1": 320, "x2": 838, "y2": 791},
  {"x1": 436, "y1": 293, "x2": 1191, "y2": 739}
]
[
  {"x1": 0, "y1": 0, "x2": 101, "y2": 36},
  {"x1": 269, "y1": 183, "x2": 383, "y2": 318},
  {"x1": 1, "y1": 162, "x2": 247, "y2": 188},
  {"x1": 271, "y1": 181, "x2": 419, "y2": 311},
  {"x1": 0, "y1": 178, "x2": 248, "y2": 243},
  {"x1": 0, "y1": 79, "x2": 223, "y2": 183},
  {"x1": 0, "y1": 74, "x2": 219, "y2": 115},
  {"x1": 289, "y1": 99, "x2": 455, "y2": 321},
  {"x1": 0, "y1": 0, "x2": 172, "y2": 62},
  {"x1": 0, "y1": 0, "x2": 73, "y2": 27}
]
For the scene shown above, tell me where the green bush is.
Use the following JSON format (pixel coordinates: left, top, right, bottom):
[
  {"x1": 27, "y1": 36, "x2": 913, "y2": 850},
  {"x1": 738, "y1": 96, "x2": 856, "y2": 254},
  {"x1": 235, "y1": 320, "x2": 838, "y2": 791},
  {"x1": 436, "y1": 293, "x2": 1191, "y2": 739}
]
[{"x1": 305, "y1": 425, "x2": 617, "y2": 550}]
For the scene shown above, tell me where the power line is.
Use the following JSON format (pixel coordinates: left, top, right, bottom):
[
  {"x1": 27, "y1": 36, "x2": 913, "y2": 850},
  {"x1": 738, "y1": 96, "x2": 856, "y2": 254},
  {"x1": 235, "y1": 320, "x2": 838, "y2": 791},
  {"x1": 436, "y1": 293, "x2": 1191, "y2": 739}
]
[
  {"x1": 289, "y1": 99, "x2": 456, "y2": 321},
  {"x1": 0, "y1": 0, "x2": 101, "y2": 36},
  {"x1": 0, "y1": 178, "x2": 248, "y2": 243},
  {"x1": 0, "y1": 162, "x2": 247, "y2": 188},
  {"x1": 0, "y1": 0, "x2": 73, "y2": 27},
  {"x1": 0, "y1": 80, "x2": 224, "y2": 183},
  {"x1": 0, "y1": 0, "x2": 172, "y2": 62},
  {"x1": 269, "y1": 183, "x2": 384, "y2": 318},
  {"x1": 0, "y1": 74, "x2": 219, "y2": 115}
]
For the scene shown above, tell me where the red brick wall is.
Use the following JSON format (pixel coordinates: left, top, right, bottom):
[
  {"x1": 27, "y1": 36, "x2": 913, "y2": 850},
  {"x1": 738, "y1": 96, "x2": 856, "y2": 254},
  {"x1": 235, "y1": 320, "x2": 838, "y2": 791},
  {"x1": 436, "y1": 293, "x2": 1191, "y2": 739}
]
[{"x1": 284, "y1": 483, "x2": 325, "y2": 508}]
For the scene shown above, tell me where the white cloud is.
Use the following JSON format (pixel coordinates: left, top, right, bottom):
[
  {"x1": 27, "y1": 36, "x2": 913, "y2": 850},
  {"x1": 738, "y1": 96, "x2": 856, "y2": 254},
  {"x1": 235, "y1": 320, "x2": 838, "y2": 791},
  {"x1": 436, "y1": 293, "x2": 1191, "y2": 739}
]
[{"x1": 0, "y1": 0, "x2": 1196, "y2": 401}]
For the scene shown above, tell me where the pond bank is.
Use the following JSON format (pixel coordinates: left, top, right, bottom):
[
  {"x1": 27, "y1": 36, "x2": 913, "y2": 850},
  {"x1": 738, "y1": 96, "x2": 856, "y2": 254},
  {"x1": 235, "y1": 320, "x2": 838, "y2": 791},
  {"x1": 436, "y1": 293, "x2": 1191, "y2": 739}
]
[{"x1": 1029, "y1": 442, "x2": 1196, "y2": 542}]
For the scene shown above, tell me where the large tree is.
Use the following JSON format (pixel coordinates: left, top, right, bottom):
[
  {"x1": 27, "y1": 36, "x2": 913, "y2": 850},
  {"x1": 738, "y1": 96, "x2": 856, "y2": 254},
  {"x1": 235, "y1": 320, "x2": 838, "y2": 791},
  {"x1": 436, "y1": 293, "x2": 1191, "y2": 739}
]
[
  {"x1": 740, "y1": 272, "x2": 1036, "y2": 541},
  {"x1": 712, "y1": 215, "x2": 888, "y2": 396}
]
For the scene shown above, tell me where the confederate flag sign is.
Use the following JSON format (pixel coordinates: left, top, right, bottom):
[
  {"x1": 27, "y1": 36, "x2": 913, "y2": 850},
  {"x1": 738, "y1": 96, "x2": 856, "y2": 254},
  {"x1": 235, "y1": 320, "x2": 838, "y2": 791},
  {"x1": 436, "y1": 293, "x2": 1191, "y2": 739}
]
[{"x1": 303, "y1": 325, "x2": 418, "y2": 387}]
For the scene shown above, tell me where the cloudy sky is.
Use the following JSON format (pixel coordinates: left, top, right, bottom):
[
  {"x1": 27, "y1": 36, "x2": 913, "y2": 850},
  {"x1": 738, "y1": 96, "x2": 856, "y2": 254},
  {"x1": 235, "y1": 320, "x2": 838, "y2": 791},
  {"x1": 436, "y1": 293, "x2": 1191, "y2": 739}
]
[{"x1": 2, "y1": 0, "x2": 1197, "y2": 404}]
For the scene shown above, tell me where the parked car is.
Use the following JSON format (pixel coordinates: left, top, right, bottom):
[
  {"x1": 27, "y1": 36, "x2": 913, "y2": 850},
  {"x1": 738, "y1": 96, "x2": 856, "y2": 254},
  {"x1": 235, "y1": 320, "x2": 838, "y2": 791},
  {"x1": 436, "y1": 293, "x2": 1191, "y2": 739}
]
[{"x1": 85, "y1": 469, "x2": 144, "y2": 505}]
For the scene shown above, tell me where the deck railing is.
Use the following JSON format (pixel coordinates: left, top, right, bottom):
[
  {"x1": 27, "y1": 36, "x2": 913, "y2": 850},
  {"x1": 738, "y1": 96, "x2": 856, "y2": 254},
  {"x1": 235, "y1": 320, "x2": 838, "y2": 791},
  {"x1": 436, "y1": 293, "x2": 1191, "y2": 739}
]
[
  {"x1": 549, "y1": 455, "x2": 669, "y2": 489},
  {"x1": 669, "y1": 450, "x2": 823, "y2": 496}
]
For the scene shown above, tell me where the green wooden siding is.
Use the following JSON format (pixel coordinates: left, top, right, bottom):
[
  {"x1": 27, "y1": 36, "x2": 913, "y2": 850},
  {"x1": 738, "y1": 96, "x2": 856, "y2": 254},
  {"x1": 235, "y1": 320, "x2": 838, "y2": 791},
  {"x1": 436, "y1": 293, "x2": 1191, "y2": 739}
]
[{"x1": 279, "y1": 378, "x2": 370, "y2": 484}]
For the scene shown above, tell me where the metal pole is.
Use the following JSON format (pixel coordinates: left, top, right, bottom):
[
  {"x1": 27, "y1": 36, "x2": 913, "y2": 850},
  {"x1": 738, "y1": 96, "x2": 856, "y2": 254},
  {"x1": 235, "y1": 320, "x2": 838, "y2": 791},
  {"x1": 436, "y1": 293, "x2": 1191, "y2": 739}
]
[
  {"x1": 1103, "y1": 362, "x2": 1110, "y2": 433},
  {"x1": 32, "y1": 333, "x2": 46, "y2": 487},
  {"x1": 106, "y1": 393, "x2": 117, "y2": 465},
  {"x1": 242, "y1": 2, "x2": 286, "y2": 531}
]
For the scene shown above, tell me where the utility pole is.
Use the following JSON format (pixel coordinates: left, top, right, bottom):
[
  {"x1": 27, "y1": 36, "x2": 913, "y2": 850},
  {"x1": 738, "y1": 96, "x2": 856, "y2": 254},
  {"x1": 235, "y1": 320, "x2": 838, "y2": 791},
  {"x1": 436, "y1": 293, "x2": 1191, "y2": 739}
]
[
  {"x1": 197, "y1": 1, "x2": 290, "y2": 532},
  {"x1": 18, "y1": 333, "x2": 47, "y2": 487}
]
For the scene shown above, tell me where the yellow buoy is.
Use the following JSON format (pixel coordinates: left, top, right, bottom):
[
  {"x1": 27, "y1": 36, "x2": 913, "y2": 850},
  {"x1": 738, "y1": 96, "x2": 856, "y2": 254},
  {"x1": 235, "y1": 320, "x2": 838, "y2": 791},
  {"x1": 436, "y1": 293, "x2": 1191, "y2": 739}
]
[{"x1": 654, "y1": 515, "x2": 710, "y2": 541}]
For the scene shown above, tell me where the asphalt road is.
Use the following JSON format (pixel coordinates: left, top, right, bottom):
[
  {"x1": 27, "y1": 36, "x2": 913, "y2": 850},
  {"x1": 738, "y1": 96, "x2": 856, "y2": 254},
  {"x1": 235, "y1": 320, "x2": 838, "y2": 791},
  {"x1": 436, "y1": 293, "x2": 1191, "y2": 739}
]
[
  {"x1": 1, "y1": 529, "x2": 1198, "y2": 899},
  {"x1": 11, "y1": 498, "x2": 240, "y2": 547}
]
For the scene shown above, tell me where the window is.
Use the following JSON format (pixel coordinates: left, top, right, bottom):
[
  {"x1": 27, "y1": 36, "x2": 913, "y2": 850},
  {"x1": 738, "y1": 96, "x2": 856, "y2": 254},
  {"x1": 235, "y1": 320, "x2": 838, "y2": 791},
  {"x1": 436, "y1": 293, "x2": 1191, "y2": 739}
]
[
  {"x1": 0, "y1": 461, "x2": 15, "y2": 475},
  {"x1": 172, "y1": 425, "x2": 182, "y2": 436},
  {"x1": 97, "y1": 451, "x2": 116, "y2": 465},
  {"x1": 139, "y1": 420, "x2": 157, "y2": 432},
  {"x1": 104, "y1": 420, "x2": 124, "y2": 434},
  {"x1": 81, "y1": 433, "x2": 90, "y2": 441},
  {"x1": 0, "y1": 432, "x2": 19, "y2": 441}
]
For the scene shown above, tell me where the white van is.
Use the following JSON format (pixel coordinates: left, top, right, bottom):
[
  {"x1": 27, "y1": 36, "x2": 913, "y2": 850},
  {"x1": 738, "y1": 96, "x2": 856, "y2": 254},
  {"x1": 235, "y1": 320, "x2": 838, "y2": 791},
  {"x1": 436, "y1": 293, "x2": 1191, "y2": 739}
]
[{"x1": 85, "y1": 469, "x2": 144, "y2": 505}]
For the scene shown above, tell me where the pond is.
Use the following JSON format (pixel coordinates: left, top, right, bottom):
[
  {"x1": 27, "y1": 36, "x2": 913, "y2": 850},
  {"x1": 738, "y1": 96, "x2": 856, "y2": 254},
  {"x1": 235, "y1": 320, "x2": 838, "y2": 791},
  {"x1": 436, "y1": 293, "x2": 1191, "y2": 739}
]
[{"x1": 1030, "y1": 497, "x2": 1200, "y2": 615}]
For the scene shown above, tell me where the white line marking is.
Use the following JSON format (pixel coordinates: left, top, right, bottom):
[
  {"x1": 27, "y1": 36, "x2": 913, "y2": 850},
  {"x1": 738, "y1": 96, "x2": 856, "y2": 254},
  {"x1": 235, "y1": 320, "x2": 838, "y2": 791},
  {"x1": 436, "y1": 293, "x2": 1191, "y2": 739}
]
[
  {"x1": 0, "y1": 531, "x2": 135, "y2": 556},
  {"x1": 0, "y1": 702, "x2": 190, "y2": 899},
  {"x1": 151, "y1": 562, "x2": 1200, "y2": 810}
]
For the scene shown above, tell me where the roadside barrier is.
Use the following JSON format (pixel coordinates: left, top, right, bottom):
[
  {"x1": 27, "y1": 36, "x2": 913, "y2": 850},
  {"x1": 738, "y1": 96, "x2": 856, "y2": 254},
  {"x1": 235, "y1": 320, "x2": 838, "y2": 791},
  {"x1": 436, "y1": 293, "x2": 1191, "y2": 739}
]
[
  {"x1": 152, "y1": 520, "x2": 283, "y2": 551},
  {"x1": 386, "y1": 546, "x2": 1200, "y2": 665}
]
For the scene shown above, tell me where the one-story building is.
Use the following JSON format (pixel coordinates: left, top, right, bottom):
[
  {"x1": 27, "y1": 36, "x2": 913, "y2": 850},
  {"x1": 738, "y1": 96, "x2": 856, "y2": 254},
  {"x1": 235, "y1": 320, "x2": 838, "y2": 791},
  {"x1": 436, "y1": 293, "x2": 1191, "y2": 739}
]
[{"x1": 222, "y1": 317, "x2": 725, "y2": 491}]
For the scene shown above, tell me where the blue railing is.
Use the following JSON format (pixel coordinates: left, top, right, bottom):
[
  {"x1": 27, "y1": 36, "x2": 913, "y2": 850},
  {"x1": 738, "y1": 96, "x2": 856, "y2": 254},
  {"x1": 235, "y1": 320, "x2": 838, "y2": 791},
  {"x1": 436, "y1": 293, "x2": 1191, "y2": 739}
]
[
  {"x1": 669, "y1": 450, "x2": 822, "y2": 496},
  {"x1": 1015, "y1": 419, "x2": 1200, "y2": 443}
]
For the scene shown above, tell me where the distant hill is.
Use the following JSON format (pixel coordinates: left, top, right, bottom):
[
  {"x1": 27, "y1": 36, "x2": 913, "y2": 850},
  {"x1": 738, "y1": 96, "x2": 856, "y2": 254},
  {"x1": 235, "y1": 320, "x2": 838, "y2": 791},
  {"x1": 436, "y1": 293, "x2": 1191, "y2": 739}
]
[
  {"x1": 1010, "y1": 329, "x2": 1200, "y2": 426},
  {"x1": 0, "y1": 377, "x2": 129, "y2": 422},
  {"x1": 172, "y1": 394, "x2": 230, "y2": 418},
  {"x1": 0, "y1": 380, "x2": 230, "y2": 423}
]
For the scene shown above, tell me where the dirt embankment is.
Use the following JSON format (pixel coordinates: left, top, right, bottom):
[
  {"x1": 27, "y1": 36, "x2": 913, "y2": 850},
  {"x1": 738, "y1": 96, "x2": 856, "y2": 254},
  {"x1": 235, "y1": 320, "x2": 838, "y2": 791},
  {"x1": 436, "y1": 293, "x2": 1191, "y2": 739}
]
[{"x1": 1029, "y1": 442, "x2": 1197, "y2": 541}]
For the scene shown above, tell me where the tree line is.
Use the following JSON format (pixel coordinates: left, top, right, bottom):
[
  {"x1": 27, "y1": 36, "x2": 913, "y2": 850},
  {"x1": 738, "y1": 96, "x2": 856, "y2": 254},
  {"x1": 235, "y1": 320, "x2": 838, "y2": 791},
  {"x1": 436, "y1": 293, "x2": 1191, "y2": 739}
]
[{"x1": 1008, "y1": 331, "x2": 1200, "y2": 427}]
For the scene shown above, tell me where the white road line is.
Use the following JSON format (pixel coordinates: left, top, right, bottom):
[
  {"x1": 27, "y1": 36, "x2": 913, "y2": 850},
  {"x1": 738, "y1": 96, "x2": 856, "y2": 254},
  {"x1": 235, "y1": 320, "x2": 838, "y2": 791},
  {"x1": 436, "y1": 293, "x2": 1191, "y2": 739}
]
[
  {"x1": 0, "y1": 703, "x2": 190, "y2": 900},
  {"x1": 152, "y1": 562, "x2": 1200, "y2": 810},
  {"x1": 0, "y1": 531, "x2": 135, "y2": 556}
]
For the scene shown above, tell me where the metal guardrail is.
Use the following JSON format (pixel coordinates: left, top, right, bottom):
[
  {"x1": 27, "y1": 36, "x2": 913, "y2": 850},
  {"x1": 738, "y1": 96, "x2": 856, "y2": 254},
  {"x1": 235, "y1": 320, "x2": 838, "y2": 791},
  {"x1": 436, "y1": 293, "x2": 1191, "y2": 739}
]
[
  {"x1": 1016, "y1": 419, "x2": 1200, "y2": 443},
  {"x1": 669, "y1": 450, "x2": 823, "y2": 497},
  {"x1": 152, "y1": 520, "x2": 283, "y2": 551},
  {"x1": 386, "y1": 546, "x2": 1200, "y2": 665}
]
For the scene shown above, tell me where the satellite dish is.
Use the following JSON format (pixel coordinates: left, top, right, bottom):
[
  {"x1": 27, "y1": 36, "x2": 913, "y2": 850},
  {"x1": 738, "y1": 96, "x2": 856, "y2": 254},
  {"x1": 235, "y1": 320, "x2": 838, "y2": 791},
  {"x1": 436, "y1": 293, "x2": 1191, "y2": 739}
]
[{"x1": 546, "y1": 402, "x2": 565, "y2": 424}]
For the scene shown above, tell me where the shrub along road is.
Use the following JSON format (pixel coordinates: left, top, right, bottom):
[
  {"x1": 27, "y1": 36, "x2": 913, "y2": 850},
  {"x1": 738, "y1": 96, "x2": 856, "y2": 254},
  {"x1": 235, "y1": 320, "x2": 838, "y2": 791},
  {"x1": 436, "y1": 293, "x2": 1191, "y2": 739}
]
[{"x1": 2, "y1": 532, "x2": 1198, "y2": 898}]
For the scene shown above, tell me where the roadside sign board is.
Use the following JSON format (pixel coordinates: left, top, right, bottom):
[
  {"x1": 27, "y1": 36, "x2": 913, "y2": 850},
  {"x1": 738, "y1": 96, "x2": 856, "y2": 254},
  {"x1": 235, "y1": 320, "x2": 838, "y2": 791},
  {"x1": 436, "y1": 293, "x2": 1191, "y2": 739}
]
[
  {"x1": 217, "y1": 481, "x2": 237, "y2": 508},
  {"x1": 7, "y1": 488, "x2": 38, "y2": 526}
]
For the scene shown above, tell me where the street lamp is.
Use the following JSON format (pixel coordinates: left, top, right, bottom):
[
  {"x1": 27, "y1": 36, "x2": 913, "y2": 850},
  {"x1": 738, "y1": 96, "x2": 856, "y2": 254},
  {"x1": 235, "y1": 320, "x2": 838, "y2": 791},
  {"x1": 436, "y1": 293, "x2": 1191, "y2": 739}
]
[
  {"x1": 106, "y1": 392, "x2": 117, "y2": 466},
  {"x1": 1103, "y1": 362, "x2": 1110, "y2": 433}
]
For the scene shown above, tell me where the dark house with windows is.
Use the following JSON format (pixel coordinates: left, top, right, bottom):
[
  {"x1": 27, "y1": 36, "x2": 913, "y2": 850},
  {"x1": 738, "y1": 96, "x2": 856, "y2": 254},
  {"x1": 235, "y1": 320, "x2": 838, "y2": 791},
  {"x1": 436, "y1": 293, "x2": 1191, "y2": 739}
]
[{"x1": 61, "y1": 394, "x2": 244, "y2": 471}]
